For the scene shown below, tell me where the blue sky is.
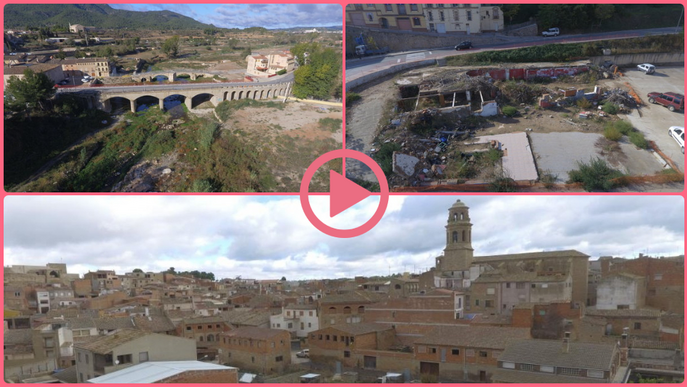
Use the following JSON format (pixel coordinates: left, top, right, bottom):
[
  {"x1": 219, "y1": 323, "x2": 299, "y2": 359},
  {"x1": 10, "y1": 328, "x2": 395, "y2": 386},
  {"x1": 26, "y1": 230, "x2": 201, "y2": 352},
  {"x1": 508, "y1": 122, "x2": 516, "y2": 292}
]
[
  {"x1": 109, "y1": 4, "x2": 342, "y2": 29},
  {"x1": 4, "y1": 196, "x2": 684, "y2": 280}
]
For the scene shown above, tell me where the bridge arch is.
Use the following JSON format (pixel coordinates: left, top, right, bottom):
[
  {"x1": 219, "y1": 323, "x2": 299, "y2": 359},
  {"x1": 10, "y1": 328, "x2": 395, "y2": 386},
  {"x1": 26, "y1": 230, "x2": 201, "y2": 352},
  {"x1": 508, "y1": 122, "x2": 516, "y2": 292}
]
[
  {"x1": 134, "y1": 95, "x2": 161, "y2": 112},
  {"x1": 102, "y1": 96, "x2": 132, "y2": 113},
  {"x1": 152, "y1": 75, "x2": 169, "y2": 82},
  {"x1": 190, "y1": 93, "x2": 214, "y2": 109},
  {"x1": 163, "y1": 94, "x2": 187, "y2": 111}
]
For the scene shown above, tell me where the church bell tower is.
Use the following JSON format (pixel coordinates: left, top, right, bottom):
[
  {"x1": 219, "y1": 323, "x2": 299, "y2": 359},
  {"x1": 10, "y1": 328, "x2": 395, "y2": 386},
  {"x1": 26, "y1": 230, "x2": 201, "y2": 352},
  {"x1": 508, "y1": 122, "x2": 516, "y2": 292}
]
[{"x1": 437, "y1": 199, "x2": 474, "y2": 272}]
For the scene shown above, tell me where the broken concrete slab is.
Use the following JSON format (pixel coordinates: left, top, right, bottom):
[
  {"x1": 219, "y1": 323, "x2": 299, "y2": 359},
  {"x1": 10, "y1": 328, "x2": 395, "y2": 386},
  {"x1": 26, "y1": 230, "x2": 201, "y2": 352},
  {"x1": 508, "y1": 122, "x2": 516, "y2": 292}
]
[{"x1": 393, "y1": 152, "x2": 420, "y2": 177}]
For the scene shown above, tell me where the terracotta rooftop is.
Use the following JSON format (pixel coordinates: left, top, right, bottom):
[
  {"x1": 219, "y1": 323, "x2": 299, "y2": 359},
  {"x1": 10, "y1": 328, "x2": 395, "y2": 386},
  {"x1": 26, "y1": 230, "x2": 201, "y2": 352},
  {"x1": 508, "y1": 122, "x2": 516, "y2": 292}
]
[
  {"x1": 74, "y1": 329, "x2": 149, "y2": 354},
  {"x1": 497, "y1": 339, "x2": 616, "y2": 370},
  {"x1": 4, "y1": 63, "x2": 62, "y2": 75},
  {"x1": 133, "y1": 316, "x2": 176, "y2": 333},
  {"x1": 586, "y1": 308, "x2": 661, "y2": 318},
  {"x1": 475, "y1": 250, "x2": 589, "y2": 263},
  {"x1": 320, "y1": 291, "x2": 385, "y2": 305},
  {"x1": 326, "y1": 323, "x2": 393, "y2": 336},
  {"x1": 415, "y1": 325, "x2": 530, "y2": 349},
  {"x1": 94, "y1": 316, "x2": 136, "y2": 331},
  {"x1": 223, "y1": 326, "x2": 287, "y2": 340}
]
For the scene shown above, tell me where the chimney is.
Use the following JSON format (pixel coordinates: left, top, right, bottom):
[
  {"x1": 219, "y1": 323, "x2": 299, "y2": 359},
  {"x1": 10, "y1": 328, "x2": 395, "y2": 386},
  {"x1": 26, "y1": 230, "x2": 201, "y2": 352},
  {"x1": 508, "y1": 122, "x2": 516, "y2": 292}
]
[{"x1": 562, "y1": 331, "x2": 571, "y2": 353}]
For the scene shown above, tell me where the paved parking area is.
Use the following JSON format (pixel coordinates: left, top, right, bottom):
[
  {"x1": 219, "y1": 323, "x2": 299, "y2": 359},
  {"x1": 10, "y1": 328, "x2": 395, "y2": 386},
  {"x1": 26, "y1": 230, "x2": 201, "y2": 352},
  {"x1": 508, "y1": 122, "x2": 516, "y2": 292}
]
[{"x1": 614, "y1": 66, "x2": 685, "y2": 170}]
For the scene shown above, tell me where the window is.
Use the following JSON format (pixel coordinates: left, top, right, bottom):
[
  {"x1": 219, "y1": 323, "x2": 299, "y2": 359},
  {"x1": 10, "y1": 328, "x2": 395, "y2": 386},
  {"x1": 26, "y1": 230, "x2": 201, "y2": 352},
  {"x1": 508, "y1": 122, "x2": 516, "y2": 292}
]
[
  {"x1": 485, "y1": 300, "x2": 494, "y2": 308},
  {"x1": 14, "y1": 292, "x2": 21, "y2": 297},
  {"x1": 520, "y1": 363, "x2": 535, "y2": 371},
  {"x1": 78, "y1": 352, "x2": 82, "y2": 362},
  {"x1": 475, "y1": 299, "x2": 480, "y2": 306},
  {"x1": 300, "y1": 311, "x2": 304, "y2": 316},
  {"x1": 487, "y1": 288, "x2": 495, "y2": 295},
  {"x1": 430, "y1": 348, "x2": 437, "y2": 354},
  {"x1": 385, "y1": 4, "x2": 392, "y2": 11},
  {"x1": 634, "y1": 322, "x2": 642, "y2": 330},
  {"x1": 588, "y1": 370, "x2": 604, "y2": 378},
  {"x1": 440, "y1": 11, "x2": 445, "y2": 21},
  {"x1": 367, "y1": 13, "x2": 373, "y2": 22},
  {"x1": 116, "y1": 354, "x2": 132, "y2": 364},
  {"x1": 506, "y1": 283, "x2": 511, "y2": 288},
  {"x1": 344, "y1": 350, "x2": 351, "y2": 358},
  {"x1": 186, "y1": 326, "x2": 192, "y2": 331},
  {"x1": 139, "y1": 352, "x2": 149, "y2": 362},
  {"x1": 275, "y1": 356, "x2": 283, "y2": 362},
  {"x1": 398, "y1": 4, "x2": 406, "y2": 14},
  {"x1": 85, "y1": 354, "x2": 89, "y2": 364},
  {"x1": 541, "y1": 365, "x2": 554, "y2": 373},
  {"x1": 560, "y1": 367, "x2": 581, "y2": 376},
  {"x1": 479, "y1": 351, "x2": 488, "y2": 358},
  {"x1": 467, "y1": 11, "x2": 472, "y2": 21},
  {"x1": 654, "y1": 274, "x2": 663, "y2": 280},
  {"x1": 308, "y1": 323, "x2": 312, "y2": 328},
  {"x1": 288, "y1": 323, "x2": 293, "y2": 329},
  {"x1": 516, "y1": 283, "x2": 525, "y2": 289},
  {"x1": 531, "y1": 284, "x2": 536, "y2": 288},
  {"x1": 326, "y1": 335, "x2": 330, "y2": 340},
  {"x1": 451, "y1": 349, "x2": 460, "y2": 355},
  {"x1": 410, "y1": 4, "x2": 418, "y2": 11},
  {"x1": 309, "y1": 311, "x2": 313, "y2": 316},
  {"x1": 502, "y1": 362, "x2": 515, "y2": 369}
]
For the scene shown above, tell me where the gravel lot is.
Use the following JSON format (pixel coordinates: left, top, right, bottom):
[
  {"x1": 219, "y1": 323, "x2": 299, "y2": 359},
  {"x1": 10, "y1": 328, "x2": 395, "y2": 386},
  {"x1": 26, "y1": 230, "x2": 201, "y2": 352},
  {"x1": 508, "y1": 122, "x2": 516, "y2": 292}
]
[{"x1": 602, "y1": 66, "x2": 685, "y2": 170}]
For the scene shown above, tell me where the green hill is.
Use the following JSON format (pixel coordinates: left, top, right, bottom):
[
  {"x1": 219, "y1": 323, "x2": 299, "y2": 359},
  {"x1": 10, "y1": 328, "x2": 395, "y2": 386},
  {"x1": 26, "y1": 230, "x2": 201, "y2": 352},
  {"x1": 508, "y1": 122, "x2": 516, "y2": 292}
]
[{"x1": 4, "y1": 4, "x2": 212, "y2": 30}]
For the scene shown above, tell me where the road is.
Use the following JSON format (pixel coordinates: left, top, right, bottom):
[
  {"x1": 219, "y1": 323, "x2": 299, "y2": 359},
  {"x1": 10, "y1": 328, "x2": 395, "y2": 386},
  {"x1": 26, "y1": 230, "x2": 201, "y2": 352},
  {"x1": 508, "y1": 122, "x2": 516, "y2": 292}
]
[
  {"x1": 56, "y1": 72, "x2": 294, "y2": 94},
  {"x1": 346, "y1": 27, "x2": 681, "y2": 85}
]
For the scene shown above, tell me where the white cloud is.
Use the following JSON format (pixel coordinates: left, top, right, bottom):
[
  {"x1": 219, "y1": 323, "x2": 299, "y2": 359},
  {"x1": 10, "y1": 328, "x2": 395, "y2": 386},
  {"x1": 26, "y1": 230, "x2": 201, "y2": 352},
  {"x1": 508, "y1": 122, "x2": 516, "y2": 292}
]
[{"x1": 3, "y1": 196, "x2": 683, "y2": 280}]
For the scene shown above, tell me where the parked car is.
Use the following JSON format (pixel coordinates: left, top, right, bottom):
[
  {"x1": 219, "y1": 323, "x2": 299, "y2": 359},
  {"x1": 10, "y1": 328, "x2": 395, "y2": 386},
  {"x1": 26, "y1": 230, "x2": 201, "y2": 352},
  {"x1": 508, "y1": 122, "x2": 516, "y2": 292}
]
[
  {"x1": 542, "y1": 27, "x2": 560, "y2": 37},
  {"x1": 296, "y1": 349, "x2": 310, "y2": 358},
  {"x1": 668, "y1": 126, "x2": 684, "y2": 154},
  {"x1": 455, "y1": 41, "x2": 473, "y2": 50},
  {"x1": 637, "y1": 63, "x2": 655, "y2": 74},
  {"x1": 647, "y1": 92, "x2": 684, "y2": 112}
]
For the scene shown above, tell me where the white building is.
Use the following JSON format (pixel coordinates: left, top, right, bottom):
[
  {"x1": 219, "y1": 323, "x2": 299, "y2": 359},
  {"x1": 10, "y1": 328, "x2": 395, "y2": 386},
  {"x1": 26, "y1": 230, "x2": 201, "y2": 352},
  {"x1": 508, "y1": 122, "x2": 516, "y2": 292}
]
[
  {"x1": 596, "y1": 273, "x2": 646, "y2": 310},
  {"x1": 423, "y1": 4, "x2": 504, "y2": 34},
  {"x1": 270, "y1": 304, "x2": 319, "y2": 338}
]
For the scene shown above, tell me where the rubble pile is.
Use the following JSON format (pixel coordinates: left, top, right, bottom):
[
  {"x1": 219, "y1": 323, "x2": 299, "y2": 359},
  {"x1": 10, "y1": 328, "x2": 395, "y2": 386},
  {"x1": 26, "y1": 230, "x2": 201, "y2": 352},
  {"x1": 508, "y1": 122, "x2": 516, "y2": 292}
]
[{"x1": 603, "y1": 88, "x2": 638, "y2": 109}]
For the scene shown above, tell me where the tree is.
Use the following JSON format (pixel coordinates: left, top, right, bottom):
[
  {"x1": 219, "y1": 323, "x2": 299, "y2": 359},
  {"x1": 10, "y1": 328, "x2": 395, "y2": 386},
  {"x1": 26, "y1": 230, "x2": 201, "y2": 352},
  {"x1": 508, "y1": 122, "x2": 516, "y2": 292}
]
[
  {"x1": 593, "y1": 4, "x2": 615, "y2": 27},
  {"x1": 55, "y1": 47, "x2": 67, "y2": 60},
  {"x1": 162, "y1": 35, "x2": 180, "y2": 58},
  {"x1": 166, "y1": 267, "x2": 176, "y2": 274},
  {"x1": 132, "y1": 268, "x2": 143, "y2": 273},
  {"x1": 291, "y1": 42, "x2": 341, "y2": 100},
  {"x1": 5, "y1": 69, "x2": 55, "y2": 111},
  {"x1": 501, "y1": 4, "x2": 521, "y2": 23},
  {"x1": 280, "y1": 276, "x2": 287, "y2": 282}
]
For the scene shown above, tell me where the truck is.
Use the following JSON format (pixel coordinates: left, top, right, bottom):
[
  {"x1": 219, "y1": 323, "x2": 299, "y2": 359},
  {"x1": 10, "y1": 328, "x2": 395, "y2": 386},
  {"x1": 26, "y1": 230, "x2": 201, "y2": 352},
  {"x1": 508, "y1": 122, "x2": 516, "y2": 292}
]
[
  {"x1": 542, "y1": 27, "x2": 560, "y2": 37},
  {"x1": 354, "y1": 45, "x2": 389, "y2": 57}
]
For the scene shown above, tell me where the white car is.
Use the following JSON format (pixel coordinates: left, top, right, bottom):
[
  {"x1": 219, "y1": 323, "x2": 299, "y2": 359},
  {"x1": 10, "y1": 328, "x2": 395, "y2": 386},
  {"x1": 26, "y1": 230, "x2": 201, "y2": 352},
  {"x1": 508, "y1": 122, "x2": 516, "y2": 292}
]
[
  {"x1": 637, "y1": 63, "x2": 655, "y2": 74},
  {"x1": 542, "y1": 28, "x2": 560, "y2": 37},
  {"x1": 668, "y1": 126, "x2": 684, "y2": 154}
]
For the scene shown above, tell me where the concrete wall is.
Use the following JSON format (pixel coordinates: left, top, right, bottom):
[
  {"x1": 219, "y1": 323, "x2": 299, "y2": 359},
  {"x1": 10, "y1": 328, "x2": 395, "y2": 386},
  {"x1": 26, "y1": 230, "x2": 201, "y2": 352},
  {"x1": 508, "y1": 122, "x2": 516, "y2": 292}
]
[
  {"x1": 597, "y1": 276, "x2": 645, "y2": 310},
  {"x1": 346, "y1": 59, "x2": 436, "y2": 90},
  {"x1": 589, "y1": 52, "x2": 684, "y2": 67}
]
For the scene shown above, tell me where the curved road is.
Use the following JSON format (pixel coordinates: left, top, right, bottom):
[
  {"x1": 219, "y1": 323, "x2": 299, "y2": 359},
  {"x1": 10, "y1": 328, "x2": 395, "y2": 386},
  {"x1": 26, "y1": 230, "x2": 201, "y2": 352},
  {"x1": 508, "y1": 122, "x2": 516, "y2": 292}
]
[{"x1": 346, "y1": 27, "x2": 682, "y2": 85}]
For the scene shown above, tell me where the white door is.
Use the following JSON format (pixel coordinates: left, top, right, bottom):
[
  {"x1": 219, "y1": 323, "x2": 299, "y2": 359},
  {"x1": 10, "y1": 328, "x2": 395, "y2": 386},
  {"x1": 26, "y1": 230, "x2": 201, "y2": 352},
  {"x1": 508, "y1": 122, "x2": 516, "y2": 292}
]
[{"x1": 437, "y1": 23, "x2": 446, "y2": 33}]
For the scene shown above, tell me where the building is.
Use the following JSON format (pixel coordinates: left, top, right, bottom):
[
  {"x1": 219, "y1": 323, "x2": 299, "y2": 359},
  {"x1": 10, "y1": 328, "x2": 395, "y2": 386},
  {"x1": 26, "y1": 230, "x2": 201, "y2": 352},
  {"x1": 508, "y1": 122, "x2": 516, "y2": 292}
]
[
  {"x1": 245, "y1": 52, "x2": 294, "y2": 77},
  {"x1": 423, "y1": 4, "x2": 504, "y2": 34},
  {"x1": 87, "y1": 361, "x2": 238, "y2": 383},
  {"x1": 308, "y1": 323, "x2": 397, "y2": 367},
  {"x1": 68, "y1": 24, "x2": 96, "y2": 34},
  {"x1": 4, "y1": 64, "x2": 65, "y2": 86},
  {"x1": 54, "y1": 57, "x2": 111, "y2": 78},
  {"x1": 492, "y1": 339, "x2": 620, "y2": 383},
  {"x1": 345, "y1": 4, "x2": 428, "y2": 32},
  {"x1": 73, "y1": 329, "x2": 197, "y2": 382},
  {"x1": 596, "y1": 273, "x2": 646, "y2": 310},
  {"x1": 318, "y1": 291, "x2": 384, "y2": 328},
  {"x1": 413, "y1": 325, "x2": 531, "y2": 382},
  {"x1": 218, "y1": 327, "x2": 291, "y2": 375},
  {"x1": 35, "y1": 288, "x2": 51, "y2": 314},
  {"x1": 269, "y1": 304, "x2": 319, "y2": 338},
  {"x1": 429, "y1": 200, "x2": 590, "y2": 311}
]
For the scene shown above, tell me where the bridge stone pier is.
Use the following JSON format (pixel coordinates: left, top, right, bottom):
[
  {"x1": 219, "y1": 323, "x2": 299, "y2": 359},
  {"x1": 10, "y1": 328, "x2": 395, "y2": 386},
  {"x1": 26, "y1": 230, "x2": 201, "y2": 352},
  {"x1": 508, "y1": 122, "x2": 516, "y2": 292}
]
[{"x1": 63, "y1": 80, "x2": 293, "y2": 113}]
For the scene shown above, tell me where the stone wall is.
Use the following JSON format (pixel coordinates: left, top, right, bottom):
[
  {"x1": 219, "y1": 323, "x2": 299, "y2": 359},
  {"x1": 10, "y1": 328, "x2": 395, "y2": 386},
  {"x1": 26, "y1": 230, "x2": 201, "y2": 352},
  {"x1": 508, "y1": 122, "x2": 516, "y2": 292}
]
[
  {"x1": 346, "y1": 26, "x2": 515, "y2": 56},
  {"x1": 589, "y1": 52, "x2": 684, "y2": 67}
]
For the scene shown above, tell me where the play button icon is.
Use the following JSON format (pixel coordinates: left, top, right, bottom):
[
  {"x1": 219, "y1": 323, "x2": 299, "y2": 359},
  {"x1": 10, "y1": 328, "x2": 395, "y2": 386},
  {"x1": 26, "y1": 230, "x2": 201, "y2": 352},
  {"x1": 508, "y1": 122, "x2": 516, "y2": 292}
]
[
  {"x1": 300, "y1": 149, "x2": 390, "y2": 238},
  {"x1": 329, "y1": 170, "x2": 371, "y2": 217}
]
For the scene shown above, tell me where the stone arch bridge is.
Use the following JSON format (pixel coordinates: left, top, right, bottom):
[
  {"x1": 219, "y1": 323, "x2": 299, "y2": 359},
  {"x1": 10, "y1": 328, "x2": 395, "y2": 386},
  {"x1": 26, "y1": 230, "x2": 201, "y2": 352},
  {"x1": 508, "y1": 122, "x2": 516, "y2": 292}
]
[
  {"x1": 131, "y1": 71, "x2": 221, "y2": 82},
  {"x1": 57, "y1": 77, "x2": 293, "y2": 113}
]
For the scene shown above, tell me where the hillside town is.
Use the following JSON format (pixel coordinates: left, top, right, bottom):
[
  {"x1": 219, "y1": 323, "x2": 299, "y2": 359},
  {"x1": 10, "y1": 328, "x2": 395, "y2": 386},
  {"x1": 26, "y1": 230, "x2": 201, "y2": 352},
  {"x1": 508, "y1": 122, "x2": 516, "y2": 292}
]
[{"x1": 4, "y1": 200, "x2": 683, "y2": 383}]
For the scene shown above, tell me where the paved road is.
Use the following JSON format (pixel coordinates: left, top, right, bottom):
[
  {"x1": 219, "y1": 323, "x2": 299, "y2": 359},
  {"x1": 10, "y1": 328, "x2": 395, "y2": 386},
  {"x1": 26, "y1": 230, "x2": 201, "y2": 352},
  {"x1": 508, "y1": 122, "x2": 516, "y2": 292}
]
[{"x1": 346, "y1": 27, "x2": 681, "y2": 85}]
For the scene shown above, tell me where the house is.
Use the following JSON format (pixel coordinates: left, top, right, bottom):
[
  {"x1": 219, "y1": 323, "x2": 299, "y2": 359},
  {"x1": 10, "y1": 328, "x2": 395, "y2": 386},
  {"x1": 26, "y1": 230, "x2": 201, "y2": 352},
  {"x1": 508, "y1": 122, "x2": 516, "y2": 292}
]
[
  {"x1": 53, "y1": 57, "x2": 111, "y2": 78},
  {"x1": 345, "y1": 4, "x2": 427, "y2": 32},
  {"x1": 270, "y1": 304, "x2": 319, "y2": 338},
  {"x1": 87, "y1": 361, "x2": 238, "y2": 383},
  {"x1": 585, "y1": 308, "x2": 662, "y2": 340},
  {"x1": 218, "y1": 327, "x2": 291, "y2": 374},
  {"x1": 245, "y1": 53, "x2": 294, "y2": 77},
  {"x1": 177, "y1": 315, "x2": 233, "y2": 345},
  {"x1": 318, "y1": 291, "x2": 384, "y2": 328},
  {"x1": 413, "y1": 325, "x2": 531, "y2": 382},
  {"x1": 596, "y1": 273, "x2": 646, "y2": 310},
  {"x1": 4, "y1": 64, "x2": 65, "y2": 86},
  {"x1": 492, "y1": 339, "x2": 620, "y2": 383},
  {"x1": 73, "y1": 329, "x2": 196, "y2": 382},
  {"x1": 424, "y1": 4, "x2": 504, "y2": 34},
  {"x1": 307, "y1": 323, "x2": 396, "y2": 367}
]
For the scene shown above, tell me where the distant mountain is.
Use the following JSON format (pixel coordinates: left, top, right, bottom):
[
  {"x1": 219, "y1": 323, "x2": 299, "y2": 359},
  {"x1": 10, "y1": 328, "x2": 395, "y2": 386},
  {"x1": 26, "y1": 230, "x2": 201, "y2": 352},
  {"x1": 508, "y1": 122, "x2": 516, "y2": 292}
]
[
  {"x1": 274, "y1": 26, "x2": 343, "y2": 32},
  {"x1": 4, "y1": 4, "x2": 212, "y2": 30}
]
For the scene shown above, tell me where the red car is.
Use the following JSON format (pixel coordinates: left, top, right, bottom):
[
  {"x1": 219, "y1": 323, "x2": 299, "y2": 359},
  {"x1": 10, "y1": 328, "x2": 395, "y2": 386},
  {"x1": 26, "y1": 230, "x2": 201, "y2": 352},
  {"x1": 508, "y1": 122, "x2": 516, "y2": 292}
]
[{"x1": 647, "y1": 92, "x2": 684, "y2": 112}]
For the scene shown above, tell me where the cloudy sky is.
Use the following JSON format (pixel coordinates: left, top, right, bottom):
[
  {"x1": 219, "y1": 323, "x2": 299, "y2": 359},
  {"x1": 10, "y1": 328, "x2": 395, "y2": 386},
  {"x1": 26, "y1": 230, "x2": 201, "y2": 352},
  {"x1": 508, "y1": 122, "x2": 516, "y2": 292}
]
[
  {"x1": 3, "y1": 195, "x2": 684, "y2": 280},
  {"x1": 109, "y1": 4, "x2": 342, "y2": 29}
]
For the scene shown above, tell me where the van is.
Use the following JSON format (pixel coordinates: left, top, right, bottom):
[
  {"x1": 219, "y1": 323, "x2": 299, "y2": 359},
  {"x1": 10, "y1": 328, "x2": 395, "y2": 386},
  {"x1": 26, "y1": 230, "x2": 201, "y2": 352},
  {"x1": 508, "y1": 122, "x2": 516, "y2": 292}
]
[{"x1": 637, "y1": 63, "x2": 655, "y2": 74}]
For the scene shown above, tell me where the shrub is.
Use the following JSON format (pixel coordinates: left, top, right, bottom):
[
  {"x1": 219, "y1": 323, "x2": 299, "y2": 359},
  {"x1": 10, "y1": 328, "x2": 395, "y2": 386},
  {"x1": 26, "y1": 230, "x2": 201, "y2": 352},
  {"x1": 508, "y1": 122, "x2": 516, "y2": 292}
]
[
  {"x1": 603, "y1": 125, "x2": 623, "y2": 141},
  {"x1": 628, "y1": 130, "x2": 648, "y2": 149},
  {"x1": 276, "y1": 69, "x2": 287, "y2": 75},
  {"x1": 490, "y1": 176, "x2": 518, "y2": 192},
  {"x1": 374, "y1": 142, "x2": 401, "y2": 177},
  {"x1": 192, "y1": 179, "x2": 214, "y2": 192},
  {"x1": 576, "y1": 98, "x2": 593, "y2": 109},
  {"x1": 502, "y1": 106, "x2": 517, "y2": 117},
  {"x1": 614, "y1": 120, "x2": 633, "y2": 135},
  {"x1": 602, "y1": 102, "x2": 618, "y2": 115},
  {"x1": 199, "y1": 121, "x2": 219, "y2": 150},
  {"x1": 540, "y1": 172, "x2": 558, "y2": 189},
  {"x1": 568, "y1": 158, "x2": 623, "y2": 192},
  {"x1": 346, "y1": 92, "x2": 361, "y2": 107}
]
